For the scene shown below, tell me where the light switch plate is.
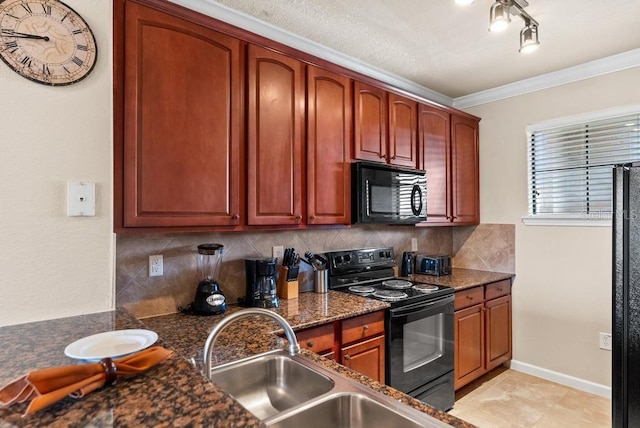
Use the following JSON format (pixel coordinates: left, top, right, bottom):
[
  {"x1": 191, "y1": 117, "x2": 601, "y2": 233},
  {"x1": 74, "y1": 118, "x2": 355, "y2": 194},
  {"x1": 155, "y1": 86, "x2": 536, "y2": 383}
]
[{"x1": 67, "y1": 181, "x2": 95, "y2": 216}]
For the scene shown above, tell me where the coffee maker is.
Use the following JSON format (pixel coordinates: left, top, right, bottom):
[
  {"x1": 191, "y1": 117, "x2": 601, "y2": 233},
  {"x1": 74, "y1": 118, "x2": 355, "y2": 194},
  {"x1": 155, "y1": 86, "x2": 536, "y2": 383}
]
[
  {"x1": 242, "y1": 258, "x2": 279, "y2": 308},
  {"x1": 192, "y1": 244, "x2": 227, "y2": 315}
]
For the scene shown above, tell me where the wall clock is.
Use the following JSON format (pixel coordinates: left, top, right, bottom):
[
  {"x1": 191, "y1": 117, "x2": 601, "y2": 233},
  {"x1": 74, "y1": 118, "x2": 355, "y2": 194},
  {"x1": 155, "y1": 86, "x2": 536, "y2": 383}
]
[{"x1": 0, "y1": 0, "x2": 97, "y2": 86}]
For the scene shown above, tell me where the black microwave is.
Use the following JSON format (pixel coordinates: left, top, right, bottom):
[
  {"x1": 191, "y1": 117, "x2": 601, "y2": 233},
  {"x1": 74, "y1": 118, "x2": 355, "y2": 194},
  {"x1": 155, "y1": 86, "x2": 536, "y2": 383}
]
[{"x1": 352, "y1": 162, "x2": 427, "y2": 224}]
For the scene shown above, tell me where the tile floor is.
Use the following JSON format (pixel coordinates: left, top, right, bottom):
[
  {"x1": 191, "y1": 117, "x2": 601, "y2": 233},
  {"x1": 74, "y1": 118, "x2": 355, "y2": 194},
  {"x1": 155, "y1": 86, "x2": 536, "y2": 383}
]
[{"x1": 448, "y1": 368, "x2": 611, "y2": 427}]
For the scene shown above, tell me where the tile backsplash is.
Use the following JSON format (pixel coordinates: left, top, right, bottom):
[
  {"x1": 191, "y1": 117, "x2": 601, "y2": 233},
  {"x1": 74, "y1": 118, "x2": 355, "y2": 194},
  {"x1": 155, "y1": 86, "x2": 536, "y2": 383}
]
[{"x1": 116, "y1": 224, "x2": 514, "y2": 318}]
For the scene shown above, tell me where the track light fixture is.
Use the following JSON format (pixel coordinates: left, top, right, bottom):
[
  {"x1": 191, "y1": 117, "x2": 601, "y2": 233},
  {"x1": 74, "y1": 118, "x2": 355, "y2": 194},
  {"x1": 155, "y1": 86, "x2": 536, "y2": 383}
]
[
  {"x1": 459, "y1": 0, "x2": 540, "y2": 53},
  {"x1": 519, "y1": 18, "x2": 539, "y2": 53},
  {"x1": 489, "y1": 0, "x2": 511, "y2": 32}
]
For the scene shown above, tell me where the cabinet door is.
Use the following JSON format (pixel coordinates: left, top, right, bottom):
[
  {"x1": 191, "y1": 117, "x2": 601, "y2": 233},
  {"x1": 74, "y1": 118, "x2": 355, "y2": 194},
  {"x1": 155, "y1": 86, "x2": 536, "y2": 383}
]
[
  {"x1": 419, "y1": 104, "x2": 451, "y2": 224},
  {"x1": 122, "y1": 2, "x2": 241, "y2": 227},
  {"x1": 341, "y1": 335, "x2": 385, "y2": 383},
  {"x1": 451, "y1": 115, "x2": 480, "y2": 225},
  {"x1": 307, "y1": 66, "x2": 352, "y2": 225},
  {"x1": 353, "y1": 81, "x2": 387, "y2": 163},
  {"x1": 485, "y1": 294, "x2": 512, "y2": 371},
  {"x1": 454, "y1": 304, "x2": 485, "y2": 390},
  {"x1": 247, "y1": 45, "x2": 305, "y2": 225},
  {"x1": 388, "y1": 93, "x2": 417, "y2": 169},
  {"x1": 296, "y1": 322, "x2": 335, "y2": 355}
]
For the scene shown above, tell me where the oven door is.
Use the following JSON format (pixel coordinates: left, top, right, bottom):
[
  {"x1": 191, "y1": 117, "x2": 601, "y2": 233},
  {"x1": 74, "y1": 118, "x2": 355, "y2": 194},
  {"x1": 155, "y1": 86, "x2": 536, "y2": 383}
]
[{"x1": 385, "y1": 294, "x2": 454, "y2": 394}]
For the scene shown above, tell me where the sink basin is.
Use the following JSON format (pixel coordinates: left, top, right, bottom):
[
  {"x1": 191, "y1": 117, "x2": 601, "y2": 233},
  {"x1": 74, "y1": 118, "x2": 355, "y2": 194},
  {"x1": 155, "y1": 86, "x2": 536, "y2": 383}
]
[
  {"x1": 268, "y1": 393, "x2": 445, "y2": 428},
  {"x1": 210, "y1": 352, "x2": 334, "y2": 419}
]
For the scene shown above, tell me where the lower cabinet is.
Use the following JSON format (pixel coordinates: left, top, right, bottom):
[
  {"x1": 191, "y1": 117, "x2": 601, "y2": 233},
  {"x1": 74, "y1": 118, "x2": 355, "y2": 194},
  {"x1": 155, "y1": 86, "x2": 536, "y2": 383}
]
[
  {"x1": 341, "y1": 335, "x2": 385, "y2": 382},
  {"x1": 295, "y1": 310, "x2": 385, "y2": 382},
  {"x1": 454, "y1": 279, "x2": 512, "y2": 390}
]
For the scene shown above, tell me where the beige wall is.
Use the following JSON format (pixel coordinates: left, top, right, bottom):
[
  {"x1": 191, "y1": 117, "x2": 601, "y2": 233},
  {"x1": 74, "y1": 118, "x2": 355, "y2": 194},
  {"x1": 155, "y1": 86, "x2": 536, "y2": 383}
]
[
  {"x1": 0, "y1": 1, "x2": 114, "y2": 326},
  {"x1": 464, "y1": 67, "x2": 640, "y2": 387}
]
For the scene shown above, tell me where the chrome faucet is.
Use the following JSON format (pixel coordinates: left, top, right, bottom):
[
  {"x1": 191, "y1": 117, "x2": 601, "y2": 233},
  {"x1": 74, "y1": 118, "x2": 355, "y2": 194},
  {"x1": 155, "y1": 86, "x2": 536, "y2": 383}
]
[{"x1": 203, "y1": 307, "x2": 301, "y2": 379}]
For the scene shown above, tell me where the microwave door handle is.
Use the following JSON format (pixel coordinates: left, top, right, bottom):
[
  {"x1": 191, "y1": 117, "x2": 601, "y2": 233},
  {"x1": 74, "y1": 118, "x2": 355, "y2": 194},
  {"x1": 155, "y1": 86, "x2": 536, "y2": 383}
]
[{"x1": 411, "y1": 185, "x2": 423, "y2": 216}]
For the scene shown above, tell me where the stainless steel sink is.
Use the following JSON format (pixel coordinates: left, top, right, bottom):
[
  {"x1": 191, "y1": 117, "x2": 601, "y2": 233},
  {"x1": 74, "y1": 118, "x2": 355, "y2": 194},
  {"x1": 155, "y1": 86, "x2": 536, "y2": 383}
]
[
  {"x1": 209, "y1": 349, "x2": 452, "y2": 427},
  {"x1": 209, "y1": 351, "x2": 334, "y2": 419},
  {"x1": 268, "y1": 392, "x2": 437, "y2": 428}
]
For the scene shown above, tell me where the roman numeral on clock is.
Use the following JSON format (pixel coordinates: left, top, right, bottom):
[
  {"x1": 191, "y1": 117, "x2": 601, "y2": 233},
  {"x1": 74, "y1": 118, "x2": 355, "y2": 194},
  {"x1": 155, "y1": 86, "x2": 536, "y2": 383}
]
[
  {"x1": 5, "y1": 41, "x2": 18, "y2": 50},
  {"x1": 42, "y1": 4, "x2": 51, "y2": 15},
  {"x1": 21, "y1": 3, "x2": 32, "y2": 14}
]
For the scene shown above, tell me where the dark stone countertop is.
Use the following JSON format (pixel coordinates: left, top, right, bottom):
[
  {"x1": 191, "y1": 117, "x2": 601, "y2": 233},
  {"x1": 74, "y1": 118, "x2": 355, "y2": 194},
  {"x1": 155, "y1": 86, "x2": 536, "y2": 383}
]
[
  {"x1": 0, "y1": 287, "x2": 489, "y2": 427},
  {"x1": 401, "y1": 267, "x2": 515, "y2": 291},
  {"x1": 0, "y1": 308, "x2": 260, "y2": 427}
]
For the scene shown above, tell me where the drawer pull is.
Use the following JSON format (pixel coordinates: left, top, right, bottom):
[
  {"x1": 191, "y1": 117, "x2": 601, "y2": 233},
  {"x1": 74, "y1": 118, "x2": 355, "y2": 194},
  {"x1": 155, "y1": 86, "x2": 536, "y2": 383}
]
[
  {"x1": 344, "y1": 355, "x2": 351, "y2": 361},
  {"x1": 466, "y1": 295, "x2": 473, "y2": 300},
  {"x1": 497, "y1": 287, "x2": 503, "y2": 292},
  {"x1": 306, "y1": 341, "x2": 314, "y2": 348},
  {"x1": 363, "y1": 325, "x2": 369, "y2": 331}
]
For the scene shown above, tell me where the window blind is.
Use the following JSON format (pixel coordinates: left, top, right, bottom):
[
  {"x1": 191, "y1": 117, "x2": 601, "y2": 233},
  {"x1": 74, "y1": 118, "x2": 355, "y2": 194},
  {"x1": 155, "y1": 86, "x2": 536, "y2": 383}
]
[{"x1": 528, "y1": 111, "x2": 640, "y2": 218}]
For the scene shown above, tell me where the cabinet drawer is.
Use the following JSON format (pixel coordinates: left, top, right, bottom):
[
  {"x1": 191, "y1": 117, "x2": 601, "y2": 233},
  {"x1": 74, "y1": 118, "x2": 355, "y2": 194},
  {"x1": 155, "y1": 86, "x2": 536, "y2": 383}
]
[
  {"x1": 455, "y1": 286, "x2": 484, "y2": 310},
  {"x1": 296, "y1": 323, "x2": 335, "y2": 354},
  {"x1": 341, "y1": 311, "x2": 385, "y2": 344},
  {"x1": 485, "y1": 279, "x2": 511, "y2": 300}
]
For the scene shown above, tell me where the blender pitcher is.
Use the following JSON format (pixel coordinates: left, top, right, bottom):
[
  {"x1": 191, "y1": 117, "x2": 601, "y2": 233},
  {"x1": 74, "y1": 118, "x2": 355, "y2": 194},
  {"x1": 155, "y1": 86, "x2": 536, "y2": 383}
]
[{"x1": 192, "y1": 244, "x2": 227, "y2": 315}]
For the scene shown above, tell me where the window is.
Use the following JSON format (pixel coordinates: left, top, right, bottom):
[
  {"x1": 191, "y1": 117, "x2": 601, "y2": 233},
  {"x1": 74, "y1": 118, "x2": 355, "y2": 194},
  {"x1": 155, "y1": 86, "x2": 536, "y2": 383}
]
[{"x1": 525, "y1": 106, "x2": 640, "y2": 226}]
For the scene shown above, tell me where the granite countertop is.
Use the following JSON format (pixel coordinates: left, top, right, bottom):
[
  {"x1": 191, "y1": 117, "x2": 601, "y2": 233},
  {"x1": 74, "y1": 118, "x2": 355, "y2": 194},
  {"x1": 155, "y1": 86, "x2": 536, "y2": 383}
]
[
  {"x1": 402, "y1": 267, "x2": 515, "y2": 291},
  {"x1": 0, "y1": 284, "x2": 493, "y2": 427}
]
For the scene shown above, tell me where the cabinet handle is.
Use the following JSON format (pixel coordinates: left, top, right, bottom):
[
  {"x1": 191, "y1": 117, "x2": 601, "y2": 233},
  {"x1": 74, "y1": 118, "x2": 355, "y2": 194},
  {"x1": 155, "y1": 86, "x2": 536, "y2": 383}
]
[
  {"x1": 497, "y1": 287, "x2": 503, "y2": 292},
  {"x1": 310, "y1": 215, "x2": 315, "y2": 220},
  {"x1": 344, "y1": 355, "x2": 351, "y2": 361},
  {"x1": 466, "y1": 295, "x2": 473, "y2": 300},
  {"x1": 295, "y1": 215, "x2": 302, "y2": 222},
  {"x1": 362, "y1": 325, "x2": 369, "y2": 331},
  {"x1": 231, "y1": 213, "x2": 240, "y2": 220},
  {"x1": 446, "y1": 216, "x2": 452, "y2": 220},
  {"x1": 306, "y1": 341, "x2": 314, "y2": 348}
]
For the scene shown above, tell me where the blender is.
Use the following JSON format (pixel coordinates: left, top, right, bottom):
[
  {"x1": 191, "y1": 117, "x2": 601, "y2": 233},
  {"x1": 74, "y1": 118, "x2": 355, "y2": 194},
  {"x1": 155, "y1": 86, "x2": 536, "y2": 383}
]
[{"x1": 192, "y1": 244, "x2": 227, "y2": 315}]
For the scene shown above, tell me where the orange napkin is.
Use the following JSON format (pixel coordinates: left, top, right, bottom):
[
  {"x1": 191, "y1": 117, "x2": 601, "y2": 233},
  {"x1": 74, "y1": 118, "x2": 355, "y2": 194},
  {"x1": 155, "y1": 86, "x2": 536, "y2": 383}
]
[{"x1": 0, "y1": 346, "x2": 173, "y2": 416}]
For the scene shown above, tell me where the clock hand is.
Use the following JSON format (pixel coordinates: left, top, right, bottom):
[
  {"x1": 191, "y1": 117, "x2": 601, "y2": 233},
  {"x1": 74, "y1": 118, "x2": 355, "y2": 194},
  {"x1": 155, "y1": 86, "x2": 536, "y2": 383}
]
[{"x1": 0, "y1": 30, "x2": 50, "y2": 41}]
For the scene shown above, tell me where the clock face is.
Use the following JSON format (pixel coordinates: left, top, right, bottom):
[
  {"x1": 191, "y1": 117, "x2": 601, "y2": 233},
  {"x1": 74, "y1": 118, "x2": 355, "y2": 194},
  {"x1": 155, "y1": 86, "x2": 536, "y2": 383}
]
[{"x1": 0, "y1": 0, "x2": 97, "y2": 86}]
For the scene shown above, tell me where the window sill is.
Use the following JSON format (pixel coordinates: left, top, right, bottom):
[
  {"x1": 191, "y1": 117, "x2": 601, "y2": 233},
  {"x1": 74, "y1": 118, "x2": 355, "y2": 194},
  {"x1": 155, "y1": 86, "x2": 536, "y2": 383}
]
[{"x1": 521, "y1": 216, "x2": 612, "y2": 227}]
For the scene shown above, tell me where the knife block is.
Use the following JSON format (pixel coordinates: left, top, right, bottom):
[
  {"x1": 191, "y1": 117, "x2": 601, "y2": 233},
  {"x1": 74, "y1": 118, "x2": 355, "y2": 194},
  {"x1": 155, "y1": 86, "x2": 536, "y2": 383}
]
[{"x1": 277, "y1": 266, "x2": 298, "y2": 299}]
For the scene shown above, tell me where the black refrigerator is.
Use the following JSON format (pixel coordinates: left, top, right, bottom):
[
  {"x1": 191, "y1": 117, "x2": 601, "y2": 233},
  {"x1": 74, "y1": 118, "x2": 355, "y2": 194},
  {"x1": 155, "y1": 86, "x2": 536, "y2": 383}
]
[{"x1": 613, "y1": 165, "x2": 640, "y2": 427}]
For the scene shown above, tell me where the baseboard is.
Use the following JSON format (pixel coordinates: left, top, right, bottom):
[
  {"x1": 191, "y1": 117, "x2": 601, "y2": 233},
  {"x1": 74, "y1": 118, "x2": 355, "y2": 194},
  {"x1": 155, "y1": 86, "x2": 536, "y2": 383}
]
[{"x1": 509, "y1": 360, "x2": 611, "y2": 399}]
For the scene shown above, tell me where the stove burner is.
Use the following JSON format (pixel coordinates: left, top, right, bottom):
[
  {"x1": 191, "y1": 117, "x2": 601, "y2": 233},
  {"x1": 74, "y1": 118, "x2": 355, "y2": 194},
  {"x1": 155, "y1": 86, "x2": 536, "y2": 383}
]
[
  {"x1": 348, "y1": 285, "x2": 375, "y2": 294},
  {"x1": 382, "y1": 279, "x2": 413, "y2": 289},
  {"x1": 413, "y1": 284, "x2": 439, "y2": 293},
  {"x1": 373, "y1": 290, "x2": 409, "y2": 301}
]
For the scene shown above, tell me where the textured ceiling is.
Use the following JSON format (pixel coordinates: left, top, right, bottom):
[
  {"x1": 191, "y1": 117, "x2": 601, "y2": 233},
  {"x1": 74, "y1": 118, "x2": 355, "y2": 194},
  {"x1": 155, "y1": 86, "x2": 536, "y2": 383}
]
[{"x1": 210, "y1": 0, "x2": 640, "y2": 98}]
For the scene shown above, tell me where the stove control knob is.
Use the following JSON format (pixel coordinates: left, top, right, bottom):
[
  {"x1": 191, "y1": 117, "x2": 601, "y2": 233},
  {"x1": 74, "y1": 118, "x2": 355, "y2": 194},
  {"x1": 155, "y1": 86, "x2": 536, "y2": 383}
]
[
  {"x1": 379, "y1": 251, "x2": 385, "y2": 258},
  {"x1": 335, "y1": 256, "x2": 343, "y2": 264},
  {"x1": 385, "y1": 251, "x2": 391, "y2": 258},
  {"x1": 344, "y1": 254, "x2": 352, "y2": 262}
]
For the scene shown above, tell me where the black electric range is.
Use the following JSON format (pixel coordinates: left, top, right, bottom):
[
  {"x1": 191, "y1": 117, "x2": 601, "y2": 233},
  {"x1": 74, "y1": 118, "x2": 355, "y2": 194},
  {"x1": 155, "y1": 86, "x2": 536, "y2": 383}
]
[{"x1": 325, "y1": 247, "x2": 453, "y2": 308}]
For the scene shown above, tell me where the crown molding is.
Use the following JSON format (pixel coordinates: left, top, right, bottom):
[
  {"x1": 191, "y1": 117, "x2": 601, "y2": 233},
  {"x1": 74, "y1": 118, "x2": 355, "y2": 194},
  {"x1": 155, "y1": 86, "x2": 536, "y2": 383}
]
[
  {"x1": 453, "y1": 49, "x2": 640, "y2": 109},
  {"x1": 168, "y1": 0, "x2": 453, "y2": 107}
]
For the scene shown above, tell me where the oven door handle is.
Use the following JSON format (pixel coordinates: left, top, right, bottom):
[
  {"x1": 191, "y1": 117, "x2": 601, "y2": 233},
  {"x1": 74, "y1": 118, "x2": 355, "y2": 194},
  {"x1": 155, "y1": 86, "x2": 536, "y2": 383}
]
[{"x1": 389, "y1": 294, "x2": 454, "y2": 317}]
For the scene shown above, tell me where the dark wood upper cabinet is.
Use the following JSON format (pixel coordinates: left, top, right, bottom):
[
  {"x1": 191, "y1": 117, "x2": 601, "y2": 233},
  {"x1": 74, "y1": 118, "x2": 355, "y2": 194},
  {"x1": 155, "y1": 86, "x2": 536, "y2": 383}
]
[
  {"x1": 246, "y1": 45, "x2": 305, "y2": 226},
  {"x1": 306, "y1": 66, "x2": 352, "y2": 225},
  {"x1": 451, "y1": 114, "x2": 480, "y2": 224},
  {"x1": 388, "y1": 93, "x2": 417, "y2": 169},
  {"x1": 419, "y1": 104, "x2": 479, "y2": 226},
  {"x1": 353, "y1": 81, "x2": 387, "y2": 163},
  {"x1": 121, "y1": 1, "x2": 242, "y2": 228},
  {"x1": 419, "y1": 104, "x2": 451, "y2": 224}
]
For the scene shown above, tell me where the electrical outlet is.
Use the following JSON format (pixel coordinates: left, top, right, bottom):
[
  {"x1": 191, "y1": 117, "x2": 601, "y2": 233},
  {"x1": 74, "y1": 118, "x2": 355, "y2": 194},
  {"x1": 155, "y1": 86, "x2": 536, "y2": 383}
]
[
  {"x1": 599, "y1": 332, "x2": 612, "y2": 351},
  {"x1": 272, "y1": 246, "x2": 284, "y2": 261},
  {"x1": 411, "y1": 238, "x2": 418, "y2": 251},
  {"x1": 149, "y1": 255, "x2": 163, "y2": 277}
]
